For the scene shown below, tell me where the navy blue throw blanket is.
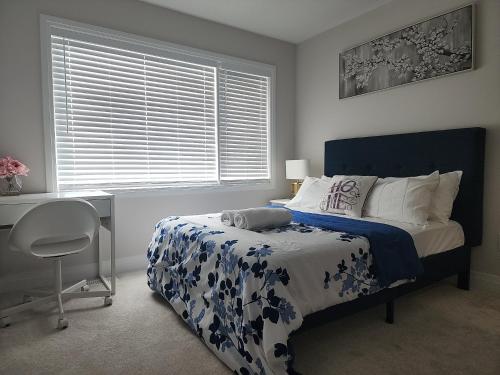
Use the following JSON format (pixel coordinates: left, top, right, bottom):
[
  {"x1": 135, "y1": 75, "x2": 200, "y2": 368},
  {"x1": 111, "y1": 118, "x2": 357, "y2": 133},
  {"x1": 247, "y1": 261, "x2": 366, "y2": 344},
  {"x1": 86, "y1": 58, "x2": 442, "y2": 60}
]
[{"x1": 271, "y1": 206, "x2": 423, "y2": 287}]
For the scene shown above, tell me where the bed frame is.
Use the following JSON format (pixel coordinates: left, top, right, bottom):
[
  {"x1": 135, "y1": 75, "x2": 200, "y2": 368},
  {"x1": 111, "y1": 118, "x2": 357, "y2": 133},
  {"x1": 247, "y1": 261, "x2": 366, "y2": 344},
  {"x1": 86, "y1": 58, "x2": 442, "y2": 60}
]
[{"x1": 298, "y1": 127, "x2": 485, "y2": 331}]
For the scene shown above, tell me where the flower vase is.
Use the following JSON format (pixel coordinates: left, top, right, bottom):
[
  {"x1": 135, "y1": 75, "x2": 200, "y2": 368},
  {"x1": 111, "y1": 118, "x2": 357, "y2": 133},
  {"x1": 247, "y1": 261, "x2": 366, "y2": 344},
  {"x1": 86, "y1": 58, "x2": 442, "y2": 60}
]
[{"x1": 0, "y1": 175, "x2": 23, "y2": 196}]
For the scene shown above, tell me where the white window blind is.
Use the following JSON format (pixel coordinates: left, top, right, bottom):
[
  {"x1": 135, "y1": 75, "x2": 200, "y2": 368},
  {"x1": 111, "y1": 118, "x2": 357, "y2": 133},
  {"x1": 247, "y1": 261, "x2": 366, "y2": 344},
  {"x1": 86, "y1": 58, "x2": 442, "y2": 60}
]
[
  {"x1": 44, "y1": 17, "x2": 273, "y2": 191},
  {"x1": 219, "y1": 69, "x2": 270, "y2": 181},
  {"x1": 51, "y1": 36, "x2": 217, "y2": 190}
]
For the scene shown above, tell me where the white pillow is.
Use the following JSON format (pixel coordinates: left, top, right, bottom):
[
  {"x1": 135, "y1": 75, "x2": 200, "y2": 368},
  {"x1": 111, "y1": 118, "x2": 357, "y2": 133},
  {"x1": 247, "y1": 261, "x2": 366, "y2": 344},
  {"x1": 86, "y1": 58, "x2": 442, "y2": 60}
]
[
  {"x1": 363, "y1": 171, "x2": 440, "y2": 225},
  {"x1": 320, "y1": 175, "x2": 377, "y2": 217},
  {"x1": 370, "y1": 170, "x2": 462, "y2": 223},
  {"x1": 429, "y1": 171, "x2": 463, "y2": 223},
  {"x1": 285, "y1": 176, "x2": 331, "y2": 210}
]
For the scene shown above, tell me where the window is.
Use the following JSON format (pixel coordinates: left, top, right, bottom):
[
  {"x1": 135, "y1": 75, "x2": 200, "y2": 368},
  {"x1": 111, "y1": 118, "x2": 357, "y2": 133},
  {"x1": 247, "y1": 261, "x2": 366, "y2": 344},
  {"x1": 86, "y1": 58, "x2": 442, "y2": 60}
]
[
  {"x1": 41, "y1": 16, "x2": 273, "y2": 191},
  {"x1": 219, "y1": 69, "x2": 270, "y2": 181}
]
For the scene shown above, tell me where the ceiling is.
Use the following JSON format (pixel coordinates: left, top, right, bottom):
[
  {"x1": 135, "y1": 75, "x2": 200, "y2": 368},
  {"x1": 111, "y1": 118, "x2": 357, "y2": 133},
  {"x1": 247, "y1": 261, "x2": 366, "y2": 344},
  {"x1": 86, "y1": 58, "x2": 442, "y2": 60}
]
[{"x1": 139, "y1": 0, "x2": 394, "y2": 43}]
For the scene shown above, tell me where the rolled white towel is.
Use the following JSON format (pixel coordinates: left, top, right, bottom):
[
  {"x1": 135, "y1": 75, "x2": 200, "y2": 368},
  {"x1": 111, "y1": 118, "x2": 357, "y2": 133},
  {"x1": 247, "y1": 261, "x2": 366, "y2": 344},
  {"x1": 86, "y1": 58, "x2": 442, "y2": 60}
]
[
  {"x1": 233, "y1": 207, "x2": 292, "y2": 230},
  {"x1": 221, "y1": 210, "x2": 238, "y2": 226}
]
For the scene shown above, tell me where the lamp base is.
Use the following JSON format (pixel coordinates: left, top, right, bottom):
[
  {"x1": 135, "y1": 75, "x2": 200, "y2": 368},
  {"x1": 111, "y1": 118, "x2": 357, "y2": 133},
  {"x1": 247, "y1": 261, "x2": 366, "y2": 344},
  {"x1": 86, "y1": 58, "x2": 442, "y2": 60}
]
[{"x1": 291, "y1": 181, "x2": 302, "y2": 196}]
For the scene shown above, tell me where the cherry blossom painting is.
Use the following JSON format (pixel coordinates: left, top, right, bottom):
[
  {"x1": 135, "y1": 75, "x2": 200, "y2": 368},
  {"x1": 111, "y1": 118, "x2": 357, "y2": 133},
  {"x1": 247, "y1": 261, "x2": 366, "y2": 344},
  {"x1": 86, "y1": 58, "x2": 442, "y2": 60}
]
[{"x1": 339, "y1": 5, "x2": 473, "y2": 99}]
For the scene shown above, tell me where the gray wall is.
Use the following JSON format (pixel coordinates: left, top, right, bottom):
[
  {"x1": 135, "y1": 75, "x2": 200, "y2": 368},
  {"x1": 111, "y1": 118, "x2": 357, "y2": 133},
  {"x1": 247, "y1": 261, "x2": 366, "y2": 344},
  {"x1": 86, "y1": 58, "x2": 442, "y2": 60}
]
[
  {"x1": 296, "y1": 0, "x2": 500, "y2": 276},
  {"x1": 0, "y1": 0, "x2": 296, "y2": 289},
  {"x1": 1, "y1": 0, "x2": 498, "y2": 289}
]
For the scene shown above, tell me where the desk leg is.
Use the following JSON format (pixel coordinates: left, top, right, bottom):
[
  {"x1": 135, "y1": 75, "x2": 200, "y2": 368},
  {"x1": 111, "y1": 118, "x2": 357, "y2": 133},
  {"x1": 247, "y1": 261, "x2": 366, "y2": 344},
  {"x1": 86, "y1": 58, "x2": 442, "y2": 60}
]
[
  {"x1": 97, "y1": 228, "x2": 102, "y2": 278},
  {"x1": 97, "y1": 222, "x2": 112, "y2": 296},
  {"x1": 97, "y1": 197, "x2": 115, "y2": 295},
  {"x1": 110, "y1": 196, "x2": 116, "y2": 295}
]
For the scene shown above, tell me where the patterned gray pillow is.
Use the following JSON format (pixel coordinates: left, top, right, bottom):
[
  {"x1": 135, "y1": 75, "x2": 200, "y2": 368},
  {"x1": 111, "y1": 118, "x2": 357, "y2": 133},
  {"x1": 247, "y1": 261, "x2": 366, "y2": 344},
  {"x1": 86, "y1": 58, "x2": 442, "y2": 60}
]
[{"x1": 320, "y1": 175, "x2": 378, "y2": 217}]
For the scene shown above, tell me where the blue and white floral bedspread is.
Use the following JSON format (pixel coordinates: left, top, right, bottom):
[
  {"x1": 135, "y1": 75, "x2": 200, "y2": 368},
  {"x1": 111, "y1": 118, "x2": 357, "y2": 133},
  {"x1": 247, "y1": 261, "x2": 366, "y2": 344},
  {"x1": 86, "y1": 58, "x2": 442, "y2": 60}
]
[{"x1": 146, "y1": 213, "x2": 416, "y2": 374}]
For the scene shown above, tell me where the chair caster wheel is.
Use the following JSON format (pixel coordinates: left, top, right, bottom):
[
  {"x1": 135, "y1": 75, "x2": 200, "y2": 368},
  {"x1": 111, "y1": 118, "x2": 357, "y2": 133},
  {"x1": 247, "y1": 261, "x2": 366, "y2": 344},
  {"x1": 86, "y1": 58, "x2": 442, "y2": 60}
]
[
  {"x1": 0, "y1": 316, "x2": 11, "y2": 328},
  {"x1": 81, "y1": 284, "x2": 90, "y2": 292},
  {"x1": 57, "y1": 318, "x2": 69, "y2": 330},
  {"x1": 104, "y1": 296, "x2": 113, "y2": 306},
  {"x1": 23, "y1": 295, "x2": 34, "y2": 303}
]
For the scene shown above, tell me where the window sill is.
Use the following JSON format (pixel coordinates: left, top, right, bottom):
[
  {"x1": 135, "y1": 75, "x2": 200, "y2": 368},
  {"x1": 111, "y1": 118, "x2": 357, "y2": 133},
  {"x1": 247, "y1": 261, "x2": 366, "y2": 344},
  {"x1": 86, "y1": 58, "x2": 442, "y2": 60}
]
[{"x1": 88, "y1": 181, "x2": 276, "y2": 199}]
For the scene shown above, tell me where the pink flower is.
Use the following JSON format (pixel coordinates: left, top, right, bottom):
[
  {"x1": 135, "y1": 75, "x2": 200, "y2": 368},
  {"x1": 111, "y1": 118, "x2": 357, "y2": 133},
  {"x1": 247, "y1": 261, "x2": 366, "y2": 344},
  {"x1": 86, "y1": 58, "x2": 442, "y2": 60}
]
[{"x1": 0, "y1": 156, "x2": 30, "y2": 178}]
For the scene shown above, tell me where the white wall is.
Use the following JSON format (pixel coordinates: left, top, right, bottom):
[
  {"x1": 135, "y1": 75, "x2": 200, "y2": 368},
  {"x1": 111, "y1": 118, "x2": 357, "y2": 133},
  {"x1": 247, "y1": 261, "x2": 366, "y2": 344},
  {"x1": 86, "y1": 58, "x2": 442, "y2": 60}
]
[
  {"x1": 0, "y1": 0, "x2": 296, "y2": 289},
  {"x1": 296, "y1": 0, "x2": 500, "y2": 276}
]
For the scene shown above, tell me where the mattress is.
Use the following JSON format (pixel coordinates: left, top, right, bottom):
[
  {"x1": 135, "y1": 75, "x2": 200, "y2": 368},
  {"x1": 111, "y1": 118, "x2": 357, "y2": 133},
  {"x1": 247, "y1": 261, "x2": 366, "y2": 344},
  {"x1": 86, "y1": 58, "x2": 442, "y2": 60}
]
[
  {"x1": 377, "y1": 218, "x2": 465, "y2": 258},
  {"x1": 289, "y1": 207, "x2": 465, "y2": 258}
]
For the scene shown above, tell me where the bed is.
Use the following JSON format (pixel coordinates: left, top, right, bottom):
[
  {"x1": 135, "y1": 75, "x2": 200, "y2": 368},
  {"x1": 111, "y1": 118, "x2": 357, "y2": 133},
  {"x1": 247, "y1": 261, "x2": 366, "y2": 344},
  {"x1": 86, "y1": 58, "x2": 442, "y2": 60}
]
[{"x1": 146, "y1": 127, "x2": 485, "y2": 375}]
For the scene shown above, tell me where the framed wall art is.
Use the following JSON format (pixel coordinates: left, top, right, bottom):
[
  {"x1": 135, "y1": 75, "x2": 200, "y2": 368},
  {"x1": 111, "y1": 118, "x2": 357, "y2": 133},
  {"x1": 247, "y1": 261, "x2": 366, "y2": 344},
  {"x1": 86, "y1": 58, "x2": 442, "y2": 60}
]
[{"x1": 339, "y1": 4, "x2": 474, "y2": 99}]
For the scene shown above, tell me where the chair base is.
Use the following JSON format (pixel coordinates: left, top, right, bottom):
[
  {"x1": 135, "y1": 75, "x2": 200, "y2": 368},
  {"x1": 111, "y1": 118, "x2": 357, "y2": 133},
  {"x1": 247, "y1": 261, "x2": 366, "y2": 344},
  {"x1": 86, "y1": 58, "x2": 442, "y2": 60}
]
[
  {"x1": 0, "y1": 279, "x2": 112, "y2": 329},
  {"x1": 57, "y1": 317, "x2": 69, "y2": 329}
]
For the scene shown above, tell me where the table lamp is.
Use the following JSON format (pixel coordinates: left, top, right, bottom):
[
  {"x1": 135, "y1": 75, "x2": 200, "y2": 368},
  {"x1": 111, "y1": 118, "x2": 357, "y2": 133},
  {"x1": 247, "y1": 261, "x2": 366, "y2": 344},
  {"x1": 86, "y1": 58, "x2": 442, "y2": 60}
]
[{"x1": 285, "y1": 159, "x2": 309, "y2": 196}]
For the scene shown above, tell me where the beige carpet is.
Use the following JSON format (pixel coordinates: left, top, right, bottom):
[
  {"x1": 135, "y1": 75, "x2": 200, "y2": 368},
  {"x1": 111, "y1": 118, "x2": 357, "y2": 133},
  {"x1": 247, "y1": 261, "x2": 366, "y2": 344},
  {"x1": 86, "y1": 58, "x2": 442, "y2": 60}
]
[{"x1": 1, "y1": 271, "x2": 499, "y2": 375}]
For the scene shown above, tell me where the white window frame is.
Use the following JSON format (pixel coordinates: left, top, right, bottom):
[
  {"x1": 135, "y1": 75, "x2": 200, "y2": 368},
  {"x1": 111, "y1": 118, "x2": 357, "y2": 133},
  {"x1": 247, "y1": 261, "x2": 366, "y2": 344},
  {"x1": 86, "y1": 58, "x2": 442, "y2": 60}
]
[{"x1": 40, "y1": 15, "x2": 276, "y2": 194}]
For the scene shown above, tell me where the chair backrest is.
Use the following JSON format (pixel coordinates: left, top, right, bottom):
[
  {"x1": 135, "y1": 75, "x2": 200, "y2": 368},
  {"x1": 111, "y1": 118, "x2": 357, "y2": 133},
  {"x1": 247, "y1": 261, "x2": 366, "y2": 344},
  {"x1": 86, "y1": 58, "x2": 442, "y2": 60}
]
[{"x1": 8, "y1": 198, "x2": 100, "y2": 256}]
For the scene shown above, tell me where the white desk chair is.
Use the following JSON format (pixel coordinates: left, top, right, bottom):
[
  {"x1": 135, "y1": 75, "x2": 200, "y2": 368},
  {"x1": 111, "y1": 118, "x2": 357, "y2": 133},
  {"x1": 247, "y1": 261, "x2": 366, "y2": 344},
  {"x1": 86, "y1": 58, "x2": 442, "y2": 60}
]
[{"x1": 1, "y1": 199, "x2": 112, "y2": 329}]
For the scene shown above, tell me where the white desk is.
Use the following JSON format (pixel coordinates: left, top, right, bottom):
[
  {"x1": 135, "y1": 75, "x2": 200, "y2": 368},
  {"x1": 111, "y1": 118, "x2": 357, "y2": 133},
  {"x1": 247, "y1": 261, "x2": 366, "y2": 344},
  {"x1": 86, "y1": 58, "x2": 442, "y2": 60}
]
[{"x1": 0, "y1": 191, "x2": 116, "y2": 294}]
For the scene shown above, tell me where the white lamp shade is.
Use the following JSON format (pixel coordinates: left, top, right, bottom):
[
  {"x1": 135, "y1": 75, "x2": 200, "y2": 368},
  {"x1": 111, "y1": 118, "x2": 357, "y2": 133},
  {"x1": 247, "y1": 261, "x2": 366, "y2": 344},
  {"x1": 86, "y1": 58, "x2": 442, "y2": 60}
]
[{"x1": 286, "y1": 159, "x2": 309, "y2": 180}]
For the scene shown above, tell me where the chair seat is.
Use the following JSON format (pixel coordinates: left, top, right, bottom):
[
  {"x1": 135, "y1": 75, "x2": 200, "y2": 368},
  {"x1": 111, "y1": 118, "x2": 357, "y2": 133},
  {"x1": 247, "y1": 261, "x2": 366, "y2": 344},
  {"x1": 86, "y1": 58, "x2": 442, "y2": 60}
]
[{"x1": 31, "y1": 236, "x2": 90, "y2": 258}]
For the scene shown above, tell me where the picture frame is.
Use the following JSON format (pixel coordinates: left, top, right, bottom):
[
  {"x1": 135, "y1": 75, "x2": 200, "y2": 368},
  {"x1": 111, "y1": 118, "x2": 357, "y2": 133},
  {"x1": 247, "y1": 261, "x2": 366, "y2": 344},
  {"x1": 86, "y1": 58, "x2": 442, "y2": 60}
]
[{"x1": 339, "y1": 4, "x2": 475, "y2": 99}]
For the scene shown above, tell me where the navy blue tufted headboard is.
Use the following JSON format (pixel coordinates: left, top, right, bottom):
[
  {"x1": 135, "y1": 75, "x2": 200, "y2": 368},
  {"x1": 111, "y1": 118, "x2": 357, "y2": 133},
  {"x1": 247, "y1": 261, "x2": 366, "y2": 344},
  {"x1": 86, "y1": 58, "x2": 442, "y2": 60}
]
[{"x1": 324, "y1": 127, "x2": 486, "y2": 247}]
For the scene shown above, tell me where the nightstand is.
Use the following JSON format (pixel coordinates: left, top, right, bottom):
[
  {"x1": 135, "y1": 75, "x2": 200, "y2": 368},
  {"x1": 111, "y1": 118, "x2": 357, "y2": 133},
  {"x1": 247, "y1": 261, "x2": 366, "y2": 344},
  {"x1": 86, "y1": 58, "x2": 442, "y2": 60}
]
[{"x1": 269, "y1": 198, "x2": 291, "y2": 206}]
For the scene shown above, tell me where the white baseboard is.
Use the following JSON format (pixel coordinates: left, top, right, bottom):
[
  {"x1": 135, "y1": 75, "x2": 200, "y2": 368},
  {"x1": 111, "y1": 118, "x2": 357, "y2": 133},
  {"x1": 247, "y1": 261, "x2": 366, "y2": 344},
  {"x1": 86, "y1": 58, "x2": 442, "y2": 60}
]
[
  {"x1": 471, "y1": 270, "x2": 500, "y2": 293},
  {"x1": 0, "y1": 254, "x2": 147, "y2": 294}
]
